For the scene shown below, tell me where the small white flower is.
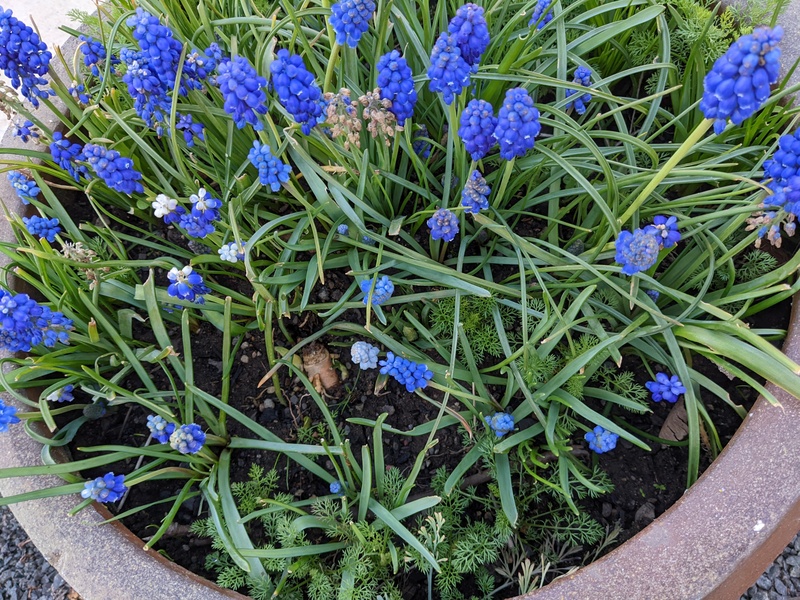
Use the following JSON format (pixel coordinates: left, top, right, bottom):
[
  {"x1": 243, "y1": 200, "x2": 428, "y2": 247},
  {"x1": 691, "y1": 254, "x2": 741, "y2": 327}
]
[
  {"x1": 217, "y1": 241, "x2": 246, "y2": 263},
  {"x1": 152, "y1": 194, "x2": 178, "y2": 218},
  {"x1": 190, "y1": 188, "x2": 211, "y2": 211}
]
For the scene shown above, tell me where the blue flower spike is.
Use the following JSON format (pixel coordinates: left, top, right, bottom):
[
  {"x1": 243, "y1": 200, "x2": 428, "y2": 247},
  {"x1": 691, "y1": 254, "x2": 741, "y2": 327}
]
[
  {"x1": 215, "y1": 56, "x2": 268, "y2": 130},
  {"x1": 81, "y1": 472, "x2": 127, "y2": 503},
  {"x1": 23, "y1": 215, "x2": 61, "y2": 243},
  {"x1": 459, "y1": 99, "x2": 497, "y2": 161},
  {"x1": 447, "y1": 3, "x2": 490, "y2": 68},
  {"x1": 614, "y1": 229, "x2": 660, "y2": 275},
  {"x1": 461, "y1": 170, "x2": 491, "y2": 213},
  {"x1": 700, "y1": 26, "x2": 783, "y2": 135},
  {"x1": 379, "y1": 352, "x2": 434, "y2": 392},
  {"x1": 376, "y1": 50, "x2": 417, "y2": 126},
  {"x1": 493, "y1": 87, "x2": 541, "y2": 160},
  {"x1": 0, "y1": 290, "x2": 72, "y2": 352},
  {"x1": 46, "y1": 384, "x2": 74, "y2": 403},
  {"x1": 646, "y1": 372, "x2": 687, "y2": 403},
  {"x1": 248, "y1": 140, "x2": 292, "y2": 192},
  {"x1": 360, "y1": 275, "x2": 394, "y2": 306},
  {"x1": 565, "y1": 66, "x2": 593, "y2": 115},
  {"x1": 270, "y1": 49, "x2": 325, "y2": 134},
  {"x1": 351, "y1": 341, "x2": 380, "y2": 370},
  {"x1": 7, "y1": 171, "x2": 39, "y2": 205},
  {"x1": 584, "y1": 426, "x2": 619, "y2": 454},
  {"x1": 330, "y1": 0, "x2": 375, "y2": 48},
  {"x1": 0, "y1": 399, "x2": 20, "y2": 433},
  {"x1": 166, "y1": 265, "x2": 210, "y2": 304},
  {"x1": 83, "y1": 143, "x2": 144, "y2": 196},
  {"x1": 529, "y1": 0, "x2": 554, "y2": 29},
  {"x1": 330, "y1": 480, "x2": 346, "y2": 496},
  {"x1": 146, "y1": 414, "x2": 176, "y2": 444},
  {"x1": 485, "y1": 412, "x2": 515, "y2": 438},
  {"x1": 644, "y1": 215, "x2": 681, "y2": 248},
  {"x1": 0, "y1": 7, "x2": 53, "y2": 106},
  {"x1": 169, "y1": 423, "x2": 206, "y2": 454},
  {"x1": 428, "y1": 32, "x2": 472, "y2": 106},
  {"x1": 427, "y1": 208, "x2": 459, "y2": 242}
]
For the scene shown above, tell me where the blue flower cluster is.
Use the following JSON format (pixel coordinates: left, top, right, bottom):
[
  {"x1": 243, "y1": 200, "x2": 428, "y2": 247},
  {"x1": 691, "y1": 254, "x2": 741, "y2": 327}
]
[
  {"x1": 447, "y1": 3, "x2": 490, "y2": 68},
  {"x1": 169, "y1": 423, "x2": 206, "y2": 454},
  {"x1": 81, "y1": 472, "x2": 127, "y2": 503},
  {"x1": 0, "y1": 7, "x2": 53, "y2": 106},
  {"x1": 461, "y1": 170, "x2": 491, "y2": 213},
  {"x1": 351, "y1": 341, "x2": 380, "y2": 370},
  {"x1": 7, "y1": 171, "x2": 39, "y2": 205},
  {"x1": 644, "y1": 215, "x2": 681, "y2": 248},
  {"x1": 248, "y1": 140, "x2": 292, "y2": 191},
  {"x1": 13, "y1": 119, "x2": 38, "y2": 143},
  {"x1": 379, "y1": 352, "x2": 434, "y2": 392},
  {"x1": 46, "y1": 384, "x2": 74, "y2": 403},
  {"x1": 614, "y1": 229, "x2": 660, "y2": 275},
  {"x1": 166, "y1": 265, "x2": 210, "y2": 304},
  {"x1": 50, "y1": 133, "x2": 90, "y2": 183},
  {"x1": 337, "y1": 224, "x2": 349, "y2": 235},
  {"x1": 270, "y1": 49, "x2": 325, "y2": 135},
  {"x1": 83, "y1": 143, "x2": 144, "y2": 196},
  {"x1": 565, "y1": 66, "x2": 592, "y2": 115},
  {"x1": 23, "y1": 215, "x2": 61, "y2": 243},
  {"x1": 529, "y1": 0, "x2": 554, "y2": 29},
  {"x1": 329, "y1": 480, "x2": 345, "y2": 496},
  {"x1": 120, "y1": 48, "x2": 172, "y2": 134},
  {"x1": 216, "y1": 56, "x2": 268, "y2": 130},
  {"x1": 330, "y1": 0, "x2": 375, "y2": 48},
  {"x1": 360, "y1": 275, "x2": 394, "y2": 306},
  {"x1": 459, "y1": 99, "x2": 497, "y2": 161},
  {"x1": 484, "y1": 412, "x2": 515, "y2": 438},
  {"x1": 584, "y1": 426, "x2": 618, "y2": 454},
  {"x1": 176, "y1": 188, "x2": 222, "y2": 238},
  {"x1": 127, "y1": 8, "x2": 183, "y2": 86},
  {"x1": 763, "y1": 129, "x2": 800, "y2": 190},
  {"x1": 146, "y1": 414, "x2": 176, "y2": 444},
  {"x1": 428, "y1": 32, "x2": 472, "y2": 106},
  {"x1": 0, "y1": 290, "x2": 72, "y2": 352},
  {"x1": 493, "y1": 87, "x2": 541, "y2": 160},
  {"x1": 218, "y1": 240, "x2": 246, "y2": 263},
  {"x1": 0, "y1": 399, "x2": 19, "y2": 433},
  {"x1": 427, "y1": 208, "x2": 459, "y2": 242},
  {"x1": 151, "y1": 194, "x2": 185, "y2": 224},
  {"x1": 176, "y1": 113, "x2": 205, "y2": 147},
  {"x1": 69, "y1": 81, "x2": 89, "y2": 104},
  {"x1": 700, "y1": 26, "x2": 783, "y2": 135},
  {"x1": 376, "y1": 50, "x2": 417, "y2": 126},
  {"x1": 79, "y1": 35, "x2": 118, "y2": 77},
  {"x1": 646, "y1": 372, "x2": 686, "y2": 403},
  {"x1": 646, "y1": 289, "x2": 660, "y2": 302}
]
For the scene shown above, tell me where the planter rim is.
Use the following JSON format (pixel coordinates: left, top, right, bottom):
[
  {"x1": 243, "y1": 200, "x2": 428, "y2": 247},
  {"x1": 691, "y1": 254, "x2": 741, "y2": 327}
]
[{"x1": 0, "y1": 13, "x2": 799, "y2": 600}]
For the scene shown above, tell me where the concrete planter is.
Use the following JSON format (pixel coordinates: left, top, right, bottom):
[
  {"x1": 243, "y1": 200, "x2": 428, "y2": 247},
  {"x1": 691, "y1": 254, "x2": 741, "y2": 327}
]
[{"x1": 1, "y1": 10, "x2": 800, "y2": 600}]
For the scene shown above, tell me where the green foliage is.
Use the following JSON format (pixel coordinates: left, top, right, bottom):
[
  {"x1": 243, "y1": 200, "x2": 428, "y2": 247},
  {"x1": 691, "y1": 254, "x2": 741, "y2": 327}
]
[{"x1": 429, "y1": 295, "x2": 509, "y2": 362}]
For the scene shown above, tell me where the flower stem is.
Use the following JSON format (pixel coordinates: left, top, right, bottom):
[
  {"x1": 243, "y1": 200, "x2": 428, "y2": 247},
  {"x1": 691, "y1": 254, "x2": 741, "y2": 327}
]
[{"x1": 618, "y1": 118, "x2": 713, "y2": 225}]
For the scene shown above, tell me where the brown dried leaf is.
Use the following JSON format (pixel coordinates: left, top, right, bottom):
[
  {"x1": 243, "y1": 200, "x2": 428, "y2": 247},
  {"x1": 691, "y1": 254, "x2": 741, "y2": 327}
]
[{"x1": 659, "y1": 397, "x2": 689, "y2": 442}]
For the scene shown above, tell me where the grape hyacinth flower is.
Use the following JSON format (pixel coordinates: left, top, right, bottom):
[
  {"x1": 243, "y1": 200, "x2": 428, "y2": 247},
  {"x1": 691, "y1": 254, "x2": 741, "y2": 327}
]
[
  {"x1": 360, "y1": 275, "x2": 394, "y2": 306},
  {"x1": 23, "y1": 215, "x2": 60, "y2": 243},
  {"x1": 351, "y1": 341, "x2": 380, "y2": 370},
  {"x1": 0, "y1": 399, "x2": 19, "y2": 432},
  {"x1": 146, "y1": 414, "x2": 176, "y2": 444},
  {"x1": 565, "y1": 66, "x2": 593, "y2": 115},
  {"x1": 379, "y1": 352, "x2": 434, "y2": 392},
  {"x1": 166, "y1": 265, "x2": 210, "y2": 304},
  {"x1": 484, "y1": 412, "x2": 515, "y2": 438},
  {"x1": 190, "y1": 188, "x2": 222, "y2": 223},
  {"x1": 646, "y1": 372, "x2": 686, "y2": 403},
  {"x1": 614, "y1": 228, "x2": 660, "y2": 275},
  {"x1": 584, "y1": 426, "x2": 619, "y2": 454},
  {"x1": 447, "y1": 3, "x2": 490, "y2": 68},
  {"x1": 69, "y1": 82, "x2": 89, "y2": 104},
  {"x1": 330, "y1": 480, "x2": 345, "y2": 496},
  {"x1": 270, "y1": 49, "x2": 325, "y2": 135},
  {"x1": 529, "y1": 0, "x2": 553, "y2": 29},
  {"x1": 427, "y1": 32, "x2": 472, "y2": 106},
  {"x1": 169, "y1": 423, "x2": 206, "y2": 454},
  {"x1": 79, "y1": 35, "x2": 118, "y2": 77},
  {"x1": 427, "y1": 208, "x2": 459, "y2": 242},
  {"x1": 413, "y1": 125, "x2": 432, "y2": 158},
  {"x1": 248, "y1": 140, "x2": 292, "y2": 191},
  {"x1": 7, "y1": 171, "x2": 39, "y2": 204},
  {"x1": 493, "y1": 87, "x2": 541, "y2": 160},
  {"x1": 218, "y1": 240, "x2": 246, "y2": 263},
  {"x1": 0, "y1": 290, "x2": 73, "y2": 352},
  {"x1": 176, "y1": 113, "x2": 205, "y2": 147},
  {"x1": 81, "y1": 472, "x2": 127, "y2": 503},
  {"x1": 462, "y1": 170, "x2": 491, "y2": 213},
  {"x1": 763, "y1": 129, "x2": 800, "y2": 190},
  {"x1": 46, "y1": 384, "x2": 74, "y2": 403},
  {"x1": 329, "y1": 0, "x2": 375, "y2": 48},
  {"x1": 376, "y1": 50, "x2": 417, "y2": 126},
  {"x1": 337, "y1": 224, "x2": 350, "y2": 235},
  {"x1": 50, "y1": 133, "x2": 90, "y2": 183},
  {"x1": 12, "y1": 119, "x2": 38, "y2": 143},
  {"x1": 120, "y1": 48, "x2": 172, "y2": 133},
  {"x1": 152, "y1": 194, "x2": 186, "y2": 224},
  {"x1": 459, "y1": 99, "x2": 497, "y2": 161},
  {"x1": 215, "y1": 56, "x2": 268, "y2": 130},
  {"x1": 83, "y1": 143, "x2": 144, "y2": 196},
  {"x1": 0, "y1": 7, "x2": 53, "y2": 106},
  {"x1": 362, "y1": 235, "x2": 375, "y2": 246},
  {"x1": 644, "y1": 215, "x2": 681, "y2": 248},
  {"x1": 700, "y1": 26, "x2": 783, "y2": 135},
  {"x1": 646, "y1": 289, "x2": 660, "y2": 301}
]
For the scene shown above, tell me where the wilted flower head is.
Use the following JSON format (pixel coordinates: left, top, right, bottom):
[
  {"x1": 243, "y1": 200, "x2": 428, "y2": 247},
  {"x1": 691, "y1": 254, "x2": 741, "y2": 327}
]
[
  {"x1": 324, "y1": 88, "x2": 362, "y2": 150},
  {"x1": 584, "y1": 426, "x2": 618, "y2": 454},
  {"x1": 700, "y1": 26, "x2": 783, "y2": 134},
  {"x1": 359, "y1": 88, "x2": 400, "y2": 143}
]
